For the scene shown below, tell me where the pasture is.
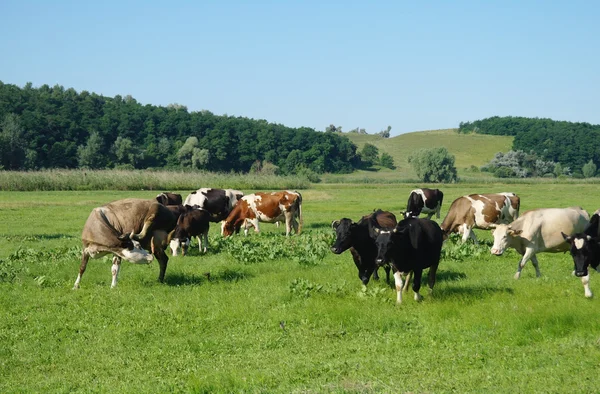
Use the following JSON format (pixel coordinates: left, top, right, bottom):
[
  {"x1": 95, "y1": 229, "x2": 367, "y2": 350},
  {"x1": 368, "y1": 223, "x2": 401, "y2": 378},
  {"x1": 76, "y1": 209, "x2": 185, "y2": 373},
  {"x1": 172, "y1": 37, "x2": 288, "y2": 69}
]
[{"x1": 1, "y1": 183, "x2": 599, "y2": 393}]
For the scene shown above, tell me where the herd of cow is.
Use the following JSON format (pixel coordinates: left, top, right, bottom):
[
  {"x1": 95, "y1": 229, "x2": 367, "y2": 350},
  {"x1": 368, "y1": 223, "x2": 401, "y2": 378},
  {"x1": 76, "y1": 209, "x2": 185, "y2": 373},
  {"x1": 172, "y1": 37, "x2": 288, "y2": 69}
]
[
  {"x1": 72, "y1": 187, "x2": 599, "y2": 302},
  {"x1": 73, "y1": 188, "x2": 303, "y2": 289},
  {"x1": 331, "y1": 188, "x2": 600, "y2": 303}
]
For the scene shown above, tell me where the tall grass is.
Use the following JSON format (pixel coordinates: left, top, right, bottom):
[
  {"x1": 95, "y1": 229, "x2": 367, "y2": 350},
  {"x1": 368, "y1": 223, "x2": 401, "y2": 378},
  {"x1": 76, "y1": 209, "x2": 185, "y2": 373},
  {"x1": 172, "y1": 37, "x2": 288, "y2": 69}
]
[{"x1": 0, "y1": 169, "x2": 311, "y2": 191}]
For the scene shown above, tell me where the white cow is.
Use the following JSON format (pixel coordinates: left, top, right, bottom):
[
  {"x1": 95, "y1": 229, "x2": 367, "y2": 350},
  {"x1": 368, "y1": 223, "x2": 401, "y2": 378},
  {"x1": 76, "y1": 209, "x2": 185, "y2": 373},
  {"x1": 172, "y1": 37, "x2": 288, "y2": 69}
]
[{"x1": 490, "y1": 206, "x2": 590, "y2": 279}]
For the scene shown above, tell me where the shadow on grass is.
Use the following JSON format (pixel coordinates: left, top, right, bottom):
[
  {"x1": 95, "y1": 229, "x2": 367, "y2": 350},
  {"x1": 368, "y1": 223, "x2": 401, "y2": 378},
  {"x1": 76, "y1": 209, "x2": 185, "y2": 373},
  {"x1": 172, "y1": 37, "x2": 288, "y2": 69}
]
[
  {"x1": 165, "y1": 268, "x2": 252, "y2": 286},
  {"x1": 436, "y1": 270, "x2": 468, "y2": 282},
  {"x1": 434, "y1": 284, "x2": 514, "y2": 300}
]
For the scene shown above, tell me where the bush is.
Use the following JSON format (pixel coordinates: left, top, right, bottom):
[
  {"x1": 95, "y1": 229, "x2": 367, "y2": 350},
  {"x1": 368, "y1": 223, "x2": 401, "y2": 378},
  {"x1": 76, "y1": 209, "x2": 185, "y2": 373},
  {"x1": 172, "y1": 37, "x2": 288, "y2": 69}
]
[
  {"x1": 582, "y1": 160, "x2": 597, "y2": 178},
  {"x1": 379, "y1": 153, "x2": 395, "y2": 169},
  {"x1": 408, "y1": 147, "x2": 458, "y2": 183},
  {"x1": 494, "y1": 166, "x2": 515, "y2": 178}
]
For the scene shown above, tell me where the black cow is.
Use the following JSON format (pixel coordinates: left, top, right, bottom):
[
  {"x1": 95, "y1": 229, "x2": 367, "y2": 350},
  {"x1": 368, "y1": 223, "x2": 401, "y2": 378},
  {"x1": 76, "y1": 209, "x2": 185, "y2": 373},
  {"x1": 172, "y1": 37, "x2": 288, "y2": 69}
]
[
  {"x1": 183, "y1": 188, "x2": 244, "y2": 222},
  {"x1": 169, "y1": 206, "x2": 211, "y2": 256},
  {"x1": 562, "y1": 212, "x2": 600, "y2": 298},
  {"x1": 404, "y1": 188, "x2": 444, "y2": 220},
  {"x1": 331, "y1": 210, "x2": 397, "y2": 285},
  {"x1": 156, "y1": 192, "x2": 183, "y2": 206},
  {"x1": 374, "y1": 217, "x2": 443, "y2": 304}
]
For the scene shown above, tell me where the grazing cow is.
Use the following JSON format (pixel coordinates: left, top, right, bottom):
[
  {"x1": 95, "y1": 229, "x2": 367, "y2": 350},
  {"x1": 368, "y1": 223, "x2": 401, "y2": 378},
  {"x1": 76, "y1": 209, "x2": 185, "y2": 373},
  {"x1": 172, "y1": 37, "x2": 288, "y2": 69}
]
[
  {"x1": 156, "y1": 192, "x2": 183, "y2": 206},
  {"x1": 404, "y1": 188, "x2": 444, "y2": 220},
  {"x1": 169, "y1": 207, "x2": 211, "y2": 256},
  {"x1": 331, "y1": 209, "x2": 397, "y2": 285},
  {"x1": 374, "y1": 217, "x2": 443, "y2": 304},
  {"x1": 490, "y1": 206, "x2": 589, "y2": 280},
  {"x1": 221, "y1": 191, "x2": 302, "y2": 237},
  {"x1": 561, "y1": 212, "x2": 600, "y2": 298},
  {"x1": 74, "y1": 198, "x2": 177, "y2": 289},
  {"x1": 183, "y1": 188, "x2": 244, "y2": 222},
  {"x1": 440, "y1": 192, "x2": 520, "y2": 243}
]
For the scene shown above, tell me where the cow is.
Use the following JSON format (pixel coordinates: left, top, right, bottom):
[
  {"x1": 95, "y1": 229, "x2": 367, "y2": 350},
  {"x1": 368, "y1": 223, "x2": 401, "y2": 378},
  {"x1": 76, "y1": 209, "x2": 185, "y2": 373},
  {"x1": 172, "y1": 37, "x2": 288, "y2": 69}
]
[
  {"x1": 169, "y1": 207, "x2": 211, "y2": 256},
  {"x1": 73, "y1": 198, "x2": 177, "y2": 289},
  {"x1": 404, "y1": 188, "x2": 444, "y2": 220},
  {"x1": 156, "y1": 192, "x2": 183, "y2": 206},
  {"x1": 561, "y1": 211, "x2": 600, "y2": 298},
  {"x1": 440, "y1": 192, "x2": 520, "y2": 243},
  {"x1": 221, "y1": 191, "x2": 302, "y2": 237},
  {"x1": 374, "y1": 217, "x2": 443, "y2": 304},
  {"x1": 331, "y1": 209, "x2": 397, "y2": 285},
  {"x1": 490, "y1": 206, "x2": 590, "y2": 281},
  {"x1": 183, "y1": 188, "x2": 244, "y2": 222},
  {"x1": 165, "y1": 204, "x2": 187, "y2": 221}
]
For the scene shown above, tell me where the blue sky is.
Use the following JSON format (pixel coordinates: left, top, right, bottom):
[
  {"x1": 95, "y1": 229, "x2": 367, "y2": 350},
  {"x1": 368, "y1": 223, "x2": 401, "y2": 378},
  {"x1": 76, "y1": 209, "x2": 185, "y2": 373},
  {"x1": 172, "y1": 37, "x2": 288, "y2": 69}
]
[{"x1": 1, "y1": 1, "x2": 598, "y2": 136}]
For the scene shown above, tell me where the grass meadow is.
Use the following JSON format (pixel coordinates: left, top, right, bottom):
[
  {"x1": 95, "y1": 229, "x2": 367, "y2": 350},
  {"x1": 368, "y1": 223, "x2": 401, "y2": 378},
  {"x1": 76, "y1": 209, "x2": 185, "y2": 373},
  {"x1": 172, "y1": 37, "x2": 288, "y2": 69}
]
[{"x1": 1, "y1": 183, "x2": 600, "y2": 393}]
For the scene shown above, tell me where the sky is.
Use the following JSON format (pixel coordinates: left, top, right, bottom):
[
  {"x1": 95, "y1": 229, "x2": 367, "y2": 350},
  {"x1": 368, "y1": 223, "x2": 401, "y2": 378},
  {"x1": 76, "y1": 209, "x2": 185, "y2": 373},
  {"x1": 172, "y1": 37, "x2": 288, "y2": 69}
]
[{"x1": 1, "y1": 0, "x2": 599, "y2": 136}]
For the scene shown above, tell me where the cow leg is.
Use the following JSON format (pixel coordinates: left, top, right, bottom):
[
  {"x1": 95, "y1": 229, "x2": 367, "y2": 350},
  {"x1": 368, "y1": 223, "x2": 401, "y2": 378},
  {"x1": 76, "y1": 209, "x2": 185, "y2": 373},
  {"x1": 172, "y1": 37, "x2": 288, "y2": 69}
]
[
  {"x1": 402, "y1": 271, "x2": 412, "y2": 292},
  {"x1": 373, "y1": 267, "x2": 380, "y2": 281},
  {"x1": 384, "y1": 265, "x2": 391, "y2": 285},
  {"x1": 514, "y1": 248, "x2": 535, "y2": 279},
  {"x1": 393, "y1": 271, "x2": 404, "y2": 304},
  {"x1": 426, "y1": 212, "x2": 434, "y2": 220},
  {"x1": 412, "y1": 269, "x2": 423, "y2": 301},
  {"x1": 530, "y1": 254, "x2": 542, "y2": 278},
  {"x1": 152, "y1": 232, "x2": 168, "y2": 283},
  {"x1": 582, "y1": 274, "x2": 593, "y2": 298},
  {"x1": 73, "y1": 252, "x2": 90, "y2": 289},
  {"x1": 198, "y1": 232, "x2": 208, "y2": 254},
  {"x1": 436, "y1": 204, "x2": 441, "y2": 219},
  {"x1": 284, "y1": 212, "x2": 294, "y2": 236},
  {"x1": 110, "y1": 256, "x2": 122, "y2": 288}
]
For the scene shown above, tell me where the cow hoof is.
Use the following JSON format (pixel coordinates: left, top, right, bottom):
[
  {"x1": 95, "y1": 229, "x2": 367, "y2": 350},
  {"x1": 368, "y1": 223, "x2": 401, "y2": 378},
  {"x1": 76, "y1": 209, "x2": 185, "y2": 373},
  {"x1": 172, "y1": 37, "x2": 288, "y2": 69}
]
[
  {"x1": 414, "y1": 294, "x2": 423, "y2": 302},
  {"x1": 585, "y1": 291, "x2": 593, "y2": 298},
  {"x1": 514, "y1": 272, "x2": 521, "y2": 280}
]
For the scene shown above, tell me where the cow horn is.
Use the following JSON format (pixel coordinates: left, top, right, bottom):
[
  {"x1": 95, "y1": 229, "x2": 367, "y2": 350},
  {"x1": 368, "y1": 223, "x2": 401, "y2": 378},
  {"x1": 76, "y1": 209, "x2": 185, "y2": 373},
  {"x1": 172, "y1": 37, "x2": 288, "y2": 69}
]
[
  {"x1": 130, "y1": 231, "x2": 140, "y2": 241},
  {"x1": 167, "y1": 228, "x2": 176, "y2": 244},
  {"x1": 331, "y1": 220, "x2": 340, "y2": 230}
]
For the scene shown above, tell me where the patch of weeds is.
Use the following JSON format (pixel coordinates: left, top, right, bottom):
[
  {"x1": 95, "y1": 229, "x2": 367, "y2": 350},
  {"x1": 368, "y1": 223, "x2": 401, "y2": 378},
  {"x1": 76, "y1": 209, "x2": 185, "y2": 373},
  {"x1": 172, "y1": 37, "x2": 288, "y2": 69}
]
[
  {"x1": 290, "y1": 278, "x2": 324, "y2": 298},
  {"x1": 357, "y1": 285, "x2": 393, "y2": 304},
  {"x1": 442, "y1": 235, "x2": 488, "y2": 262},
  {"x1": 0, "y1": 257, "x2": 26, "y2": 282}
]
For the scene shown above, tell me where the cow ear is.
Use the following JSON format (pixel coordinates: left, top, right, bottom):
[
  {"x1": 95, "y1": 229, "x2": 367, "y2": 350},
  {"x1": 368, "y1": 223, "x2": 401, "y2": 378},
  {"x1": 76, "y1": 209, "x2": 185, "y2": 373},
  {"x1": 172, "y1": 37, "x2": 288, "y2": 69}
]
[
  {"x1": 331, "y1": 220, "x2": 340, "y2": 230},
  {"x1": 561, "y1": 232, "x2": 572, "y2": 243},
  {"x1": 374, "y1": 227, "x2": 380, "y2": 234}
]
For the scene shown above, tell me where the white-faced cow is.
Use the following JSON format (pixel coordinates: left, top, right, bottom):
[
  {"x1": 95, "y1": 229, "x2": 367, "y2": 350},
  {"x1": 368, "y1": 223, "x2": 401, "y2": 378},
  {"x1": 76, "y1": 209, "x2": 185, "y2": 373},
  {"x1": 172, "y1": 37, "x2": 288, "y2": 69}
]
[
  {"x1": 404, "y1": 188, "x2": 444, "y2": 220},
  {"x1": 169, "y1": 206, "x2": 211, "y2": 256},
  {"x1": 331, "y1": 209, "x2": 397, "y2": 285},
  {"x1": 374, "y1": 217, "x2": 443, "y2": 304},
  {"x1": 74, "y1": 198, "x2": 177, "y2": 289},
  {"x1": 490, "y1": 206, "x2": 589, "y2": 281},
  {"x1": 156, "y1": 192, "x2": 183, "y2": 206},
  {"x1": 221, "y1": 191, "x2": 302, "y2": 237},
  {"x1": 440, "y1": 192, "x2": 520, "y2": 243},
  {"x1": 561, "y1": 211, "x2": 600, "y2": 298},
  {"x1": 183, "y1": 188, "x2": 244, "y2": 222}
]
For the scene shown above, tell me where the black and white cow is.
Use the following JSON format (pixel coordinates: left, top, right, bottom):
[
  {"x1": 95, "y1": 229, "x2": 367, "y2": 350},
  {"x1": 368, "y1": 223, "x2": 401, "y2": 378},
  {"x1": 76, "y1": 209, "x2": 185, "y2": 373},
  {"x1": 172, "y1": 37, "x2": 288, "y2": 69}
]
[
  {"x1": 562, "y1": 212, "x2": 600, "y2": 298},
  {"x1": 331, "y1": 210, "x2": 397, "y2": 285},
  {"x1": 183, "y1": 188, "x2": 244, "y2": 222},
  {"x1": 156, "y1": 192, "x2": 183, "y2": 206},
  {"x1": 404, "y1": 188, "x2": 444, "y2": 220},
  {"x1": 169, "y1": 206, "x2": 211, "y2": 256},
  {"x1": 374, "y1": 217, "x2": 443, "y2": 304}
]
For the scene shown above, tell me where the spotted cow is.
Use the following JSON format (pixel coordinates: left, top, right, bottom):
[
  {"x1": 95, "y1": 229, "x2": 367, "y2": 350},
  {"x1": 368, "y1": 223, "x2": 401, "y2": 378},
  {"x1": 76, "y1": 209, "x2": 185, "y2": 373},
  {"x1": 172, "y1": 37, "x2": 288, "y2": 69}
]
[
  {"x1": 404, "y1": 188, "x2": 444, "y2": 220},
  {"x1": 183, "y1": 188, "x2": 244, "y2": 222}
]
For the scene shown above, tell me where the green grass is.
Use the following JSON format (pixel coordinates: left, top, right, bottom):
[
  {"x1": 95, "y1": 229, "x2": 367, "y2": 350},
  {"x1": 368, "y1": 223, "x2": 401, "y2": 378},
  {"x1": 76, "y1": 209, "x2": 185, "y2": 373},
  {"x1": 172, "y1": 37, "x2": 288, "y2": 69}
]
[
  {"x1": 333, "y1": 128, "x2": 513, "y2": 181},
  {"x1": 1, "y1": 184, "x2": 600, "y2": 392}
]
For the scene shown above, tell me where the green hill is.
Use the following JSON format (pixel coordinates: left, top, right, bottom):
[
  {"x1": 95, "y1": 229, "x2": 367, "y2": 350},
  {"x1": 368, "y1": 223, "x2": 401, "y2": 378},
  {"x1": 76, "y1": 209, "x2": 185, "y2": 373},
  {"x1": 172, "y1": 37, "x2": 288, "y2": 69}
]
[{"x1": 325, "y1": 128, "x2": 513, "y2": 181}]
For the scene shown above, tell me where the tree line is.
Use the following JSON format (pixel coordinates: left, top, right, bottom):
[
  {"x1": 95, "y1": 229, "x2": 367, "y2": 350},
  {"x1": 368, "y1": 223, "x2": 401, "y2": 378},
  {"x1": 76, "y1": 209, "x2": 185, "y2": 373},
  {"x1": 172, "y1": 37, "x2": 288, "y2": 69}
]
[
  {"x1": 459, "y1": 116, "x2": 600, "y2": 174},
  {"x1": 0, "y1": 81, "x2": 364, "y2": 174}
]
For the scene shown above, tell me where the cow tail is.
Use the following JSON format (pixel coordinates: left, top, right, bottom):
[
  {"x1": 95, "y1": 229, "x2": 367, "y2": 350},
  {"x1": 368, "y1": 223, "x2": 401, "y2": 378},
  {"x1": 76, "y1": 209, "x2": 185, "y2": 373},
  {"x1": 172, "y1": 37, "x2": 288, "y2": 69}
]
[
  {"x1": 437, "y1": 190, "x2": 444, "y2": 219},
  {"x1": 296, "y1": 192, "x2": 303, "y2": 234}
]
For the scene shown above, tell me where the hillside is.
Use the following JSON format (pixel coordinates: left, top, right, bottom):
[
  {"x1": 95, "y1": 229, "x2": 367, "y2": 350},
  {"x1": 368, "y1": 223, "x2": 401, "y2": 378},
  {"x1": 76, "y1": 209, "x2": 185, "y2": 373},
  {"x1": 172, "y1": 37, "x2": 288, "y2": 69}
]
[{"x1": 326, "y1": 128, "x2": 513, "y2": 181}]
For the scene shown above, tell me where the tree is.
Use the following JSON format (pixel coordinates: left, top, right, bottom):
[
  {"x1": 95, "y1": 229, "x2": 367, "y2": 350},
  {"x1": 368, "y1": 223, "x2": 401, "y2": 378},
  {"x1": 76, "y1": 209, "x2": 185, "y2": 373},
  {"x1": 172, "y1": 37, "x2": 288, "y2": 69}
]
[
  {"x1": 360, "y1": 143, "x2": 379, "y2": 168},
  {"x1": 77, "y1": 131, "x2": 105, "y2": 169},
  {"x1": 0, "y1": 113, "x2": 27, "y2": 169},
  {"x1": 177, "y1": 136, "x2": 209, "y2": 169},
  {"x1": 379, "y1": 152, "x2": 395, "y2": 169},
  {"x1": 582, "y1": 159, "x2": 597, "y2": 178},
  {"x1": 377, "y1": 125, "x2": 392, "y2": 138},
  {"x1": 408, "y1": 147, "x2": 458, "y2": 183}
]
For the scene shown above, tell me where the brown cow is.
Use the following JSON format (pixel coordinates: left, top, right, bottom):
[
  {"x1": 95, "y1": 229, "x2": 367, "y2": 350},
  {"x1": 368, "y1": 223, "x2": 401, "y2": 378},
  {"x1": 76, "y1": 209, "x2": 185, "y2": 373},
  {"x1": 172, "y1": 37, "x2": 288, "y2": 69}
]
[
  {"x1": 156, "y1": 192, "x2": 183, "y2": 206},
  {"x1": 74, "y1": 198, "x2": 177, "y2": 289},
  {"x1": 440, "y1": 192, "x2": 520, "y2": 243},
  {"x1": 221, "y1": 191, "x2": 302, "y2": 237}
]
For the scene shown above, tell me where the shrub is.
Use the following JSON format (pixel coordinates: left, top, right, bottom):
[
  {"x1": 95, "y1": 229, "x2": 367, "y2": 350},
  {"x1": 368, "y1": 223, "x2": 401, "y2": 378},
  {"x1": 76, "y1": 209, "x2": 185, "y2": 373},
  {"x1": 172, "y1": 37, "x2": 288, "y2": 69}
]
[
  {"x1": 582, "y1": 160, "x2": 597, "y2": 178},
  {"x1": 408, "y1": 147, "x2": 458, "y2": 183}
]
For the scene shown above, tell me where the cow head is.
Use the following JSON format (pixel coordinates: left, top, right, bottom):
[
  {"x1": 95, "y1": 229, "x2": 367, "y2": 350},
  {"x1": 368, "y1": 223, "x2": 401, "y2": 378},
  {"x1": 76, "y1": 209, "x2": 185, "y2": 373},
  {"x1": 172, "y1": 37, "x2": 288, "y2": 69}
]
[
  {"x1": 562, "y1": 232, "x2": 600, "y2": 277},
  {"x1": 374, "y1": 225, "x2": 412, "y2": 266},
  {"x1": 221, "y1": 220, "x2": 237, "y2": 237},
  {"x1": 330, "y1": 219, "x2": 355, "y2": 254},
  {"x1": 117, "y1": 233, "x2": 154, "y2": 263},
  {"x1": 490, "y1": 224, "x2": 522, "y2": 256},
  {"x1": 169, "y1": 227, "x2": 191, "y2": 256}
]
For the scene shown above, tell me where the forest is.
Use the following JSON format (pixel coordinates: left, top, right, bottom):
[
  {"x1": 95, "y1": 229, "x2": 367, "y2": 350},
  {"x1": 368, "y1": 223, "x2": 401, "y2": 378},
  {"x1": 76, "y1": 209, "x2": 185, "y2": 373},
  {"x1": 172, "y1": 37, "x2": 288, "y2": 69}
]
[
  {"x1": 459, "y1": 116, "x2": 600, "y2": 171},
  {"x1": 0, "y1": 81, "x2": 360, "y2": 174}
]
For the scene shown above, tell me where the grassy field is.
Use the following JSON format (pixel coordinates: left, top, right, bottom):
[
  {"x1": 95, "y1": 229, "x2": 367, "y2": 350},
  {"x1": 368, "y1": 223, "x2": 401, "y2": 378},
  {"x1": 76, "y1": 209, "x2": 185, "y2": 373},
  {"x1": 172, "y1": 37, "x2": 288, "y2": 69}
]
[
  {"x1": 330, "y1": 129, "x2": 514, "y2": 181},
  {"x1": 1, "y1": 183, "x2": 600, "y2": 393}
]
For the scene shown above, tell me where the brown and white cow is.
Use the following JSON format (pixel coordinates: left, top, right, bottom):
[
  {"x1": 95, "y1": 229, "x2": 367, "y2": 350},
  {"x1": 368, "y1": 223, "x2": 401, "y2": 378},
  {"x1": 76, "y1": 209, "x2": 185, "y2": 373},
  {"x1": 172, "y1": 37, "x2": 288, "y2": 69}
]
[
  {"x1": 440, "y1": 192, "x2": 520, "y2": 243},
  {"x1": 490, "y1": 206, "x2": 589, "y2": 280},
  {"x1": 221, "y1": 191, "x2": 302, "y2": 237},
  {"x1": 74, "y1": 198, "x2": 177, "y2": 289}
]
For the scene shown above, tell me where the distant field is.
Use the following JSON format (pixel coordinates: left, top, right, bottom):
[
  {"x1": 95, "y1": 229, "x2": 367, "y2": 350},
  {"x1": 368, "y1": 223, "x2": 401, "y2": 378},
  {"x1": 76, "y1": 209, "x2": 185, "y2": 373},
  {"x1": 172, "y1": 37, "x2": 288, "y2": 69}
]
[
  {"x1": 330, "y1": 128, "x2": 513, "y2": 181},
  {"x1": 1, "y1": 184, "x2": 599, "y2": 392}
]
